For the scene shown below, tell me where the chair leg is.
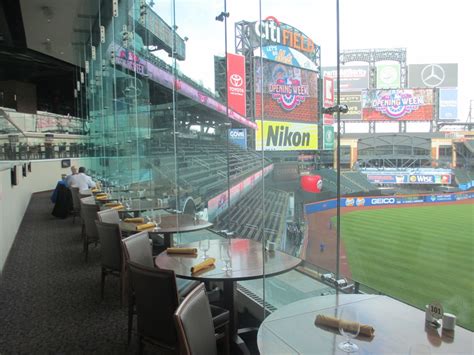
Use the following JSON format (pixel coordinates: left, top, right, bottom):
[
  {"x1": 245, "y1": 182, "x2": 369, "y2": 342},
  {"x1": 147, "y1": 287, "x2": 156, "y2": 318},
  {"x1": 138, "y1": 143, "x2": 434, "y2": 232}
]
[
  {"x1": 101, "y1": 268, "x2": 106, "y2": 300},
  {"x1": 137, "y1": 336, "x2": 144, "y2": 355},
  {"x1": 128, "y1": 293, "x2": 134, "y2": 344},
  {"x1": 84, "y1": 236, "x2": 89, "y2": 262},
  {"x1": 223, "y1": 324, "x2": 230, "y2": 355}
]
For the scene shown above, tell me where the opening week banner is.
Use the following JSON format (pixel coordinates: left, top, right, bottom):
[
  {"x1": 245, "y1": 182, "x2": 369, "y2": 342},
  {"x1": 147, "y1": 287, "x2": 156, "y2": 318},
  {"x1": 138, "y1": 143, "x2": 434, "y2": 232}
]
[
  {"x1": 254, "y1": 59, "x2": 319, "y2": 122},
  {"x1": 361, "y1": 88, "x2": 434, "y2": 121}
]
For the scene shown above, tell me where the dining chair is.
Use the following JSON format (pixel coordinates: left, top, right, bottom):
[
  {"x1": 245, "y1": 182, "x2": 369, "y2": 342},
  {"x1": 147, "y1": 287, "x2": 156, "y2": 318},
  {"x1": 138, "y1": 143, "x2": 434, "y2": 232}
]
[
  {"x1": 175, "y1": 283, "x2": 225, "y2": 355},
  {"x1": 80, "y1": 201, "x2": 100, "y2": 262},
  {"x1": 97, "y1": 208, "x2": 121, "y2": 224},
  {"x1": 70, "y1": 187, "x2": 81, "y2": 224},
  {"x1": 95, "y1": 221, "x2": 124, "y2": 302},
  {"x1": 128, "y1": 261, "x2": 180, "y2": 354},
  {"x1": 121, "y1": 233, "x2": 199, "y2": 296},
  {"x1": 128, "y1": 262, "x2": 229, "y2": 355}
]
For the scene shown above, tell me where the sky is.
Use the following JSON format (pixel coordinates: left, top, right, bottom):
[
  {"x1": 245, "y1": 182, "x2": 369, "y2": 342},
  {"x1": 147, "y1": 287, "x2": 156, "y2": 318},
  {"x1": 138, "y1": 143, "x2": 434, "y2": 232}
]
[{"x1": 151, "y1": 0, "x2": 473, "y2": 121}]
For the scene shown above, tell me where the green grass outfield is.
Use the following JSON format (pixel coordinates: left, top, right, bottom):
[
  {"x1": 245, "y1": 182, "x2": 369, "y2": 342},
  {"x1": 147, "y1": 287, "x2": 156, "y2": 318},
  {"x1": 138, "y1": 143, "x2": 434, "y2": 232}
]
[{"x1": 340, "y1": 203, "x2": 474, "y2": 331}]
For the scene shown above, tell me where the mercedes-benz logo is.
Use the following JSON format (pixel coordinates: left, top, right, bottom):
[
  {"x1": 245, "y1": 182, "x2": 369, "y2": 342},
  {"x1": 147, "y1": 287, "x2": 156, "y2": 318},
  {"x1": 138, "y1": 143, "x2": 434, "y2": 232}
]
[
  {"x1": 230, "y1": 74, "x2": 243, "y2": 87},
  {"x1": 421, "y1": 64, "x2": 445, "y2": 87}
]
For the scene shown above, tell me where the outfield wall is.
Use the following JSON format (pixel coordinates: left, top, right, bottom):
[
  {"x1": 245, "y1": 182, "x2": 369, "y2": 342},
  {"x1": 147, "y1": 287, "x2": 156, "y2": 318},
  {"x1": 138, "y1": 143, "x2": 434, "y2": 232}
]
[{"x1": 304, "y1": 191, "x2": 474, "y2": 215}]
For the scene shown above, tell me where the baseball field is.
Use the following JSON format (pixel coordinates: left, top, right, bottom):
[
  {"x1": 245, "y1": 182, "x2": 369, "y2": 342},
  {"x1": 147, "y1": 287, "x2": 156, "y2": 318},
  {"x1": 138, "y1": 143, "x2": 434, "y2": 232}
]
[{"x1": 339, "y1": 203, "x2": 474, "y2": 331}]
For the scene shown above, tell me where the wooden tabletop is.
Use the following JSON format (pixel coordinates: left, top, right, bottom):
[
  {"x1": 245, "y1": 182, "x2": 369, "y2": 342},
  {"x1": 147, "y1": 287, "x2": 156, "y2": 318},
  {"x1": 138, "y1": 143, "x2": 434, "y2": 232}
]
[
  {"x1": 257, "y1": 294, "x2": 473, "y2": 355},
  {"x1": 100, "y1": 198, "x2": 169, "y2": 212},
  {"x1": 120, "y1": 214, "x2": 212, "y2": 234},
  {"x1": 154, "y1": 238, "x2": 302, "y2": 281}
]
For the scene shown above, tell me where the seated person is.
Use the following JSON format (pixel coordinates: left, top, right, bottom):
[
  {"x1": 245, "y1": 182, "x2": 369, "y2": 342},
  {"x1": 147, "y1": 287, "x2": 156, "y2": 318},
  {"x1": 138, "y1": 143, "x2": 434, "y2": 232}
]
[
  {"x1": 68, "y1": 166, "x2": 96, "y2": 192},
  {"x1": 65, "y1": 165, "x2": 78, "y2": 187}
]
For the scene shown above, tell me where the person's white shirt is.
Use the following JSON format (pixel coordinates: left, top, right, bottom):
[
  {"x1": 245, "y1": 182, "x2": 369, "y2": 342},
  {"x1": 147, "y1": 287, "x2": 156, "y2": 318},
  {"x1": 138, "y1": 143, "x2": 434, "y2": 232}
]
[{"x1": 69, "y1": 172, "x2": 96, "y2": 191}]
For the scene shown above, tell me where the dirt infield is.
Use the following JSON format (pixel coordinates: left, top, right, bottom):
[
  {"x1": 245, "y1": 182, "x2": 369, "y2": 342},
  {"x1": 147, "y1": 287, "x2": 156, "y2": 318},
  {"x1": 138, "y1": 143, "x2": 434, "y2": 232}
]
[{"x1": 301, "y1": 199, "x2": 473, "y2": 279}]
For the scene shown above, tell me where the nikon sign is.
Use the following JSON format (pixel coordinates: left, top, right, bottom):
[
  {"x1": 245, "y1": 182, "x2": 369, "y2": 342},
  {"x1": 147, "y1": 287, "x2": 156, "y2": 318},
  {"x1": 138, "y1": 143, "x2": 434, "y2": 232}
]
[{"x1": 256, "y1": 120, "x2": 318, "y2": 151}]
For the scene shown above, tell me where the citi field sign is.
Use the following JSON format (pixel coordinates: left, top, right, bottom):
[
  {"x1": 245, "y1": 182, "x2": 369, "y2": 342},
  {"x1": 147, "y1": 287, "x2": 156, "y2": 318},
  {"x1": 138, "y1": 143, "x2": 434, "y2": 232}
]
[{"x1": 248, "y1": 16, "x2": 318, "y2": 62}]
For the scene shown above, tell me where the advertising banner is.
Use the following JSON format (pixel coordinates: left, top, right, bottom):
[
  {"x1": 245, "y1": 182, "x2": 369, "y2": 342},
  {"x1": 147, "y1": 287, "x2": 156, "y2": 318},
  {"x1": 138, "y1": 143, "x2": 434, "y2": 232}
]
[
  {"x1": 304, "y1": 192, "x2": 474, "y2": 215},
  {"x1": 259, "y1": 45, "x2": 318, "y2": 71},
  {"x1": 365, "y1": 172, "x2": 451, "y2": 184},
  {"x1": 408, "y1": 63, "x2": 458, "y2": 88},
  {"x1": 323, "y1": 76, "x2": 335, "y2": 124},
  {"x1": 439, "y1": 88, "x2": 458, "y2": 120},
  {"x1": 361, "y1": 88, "x2": 434, "y2": 121},
  {"x1": 229, "y1": 129, "x2": 247, "y2": 149},
  {"x1": 322, "y1": 125, "x2": 335, "y2": 150},
  {"x1": 227, "y1": 53, "x2": 246, "y2": 117},
  {"x1": 256, "y1": 120, "x2": 318, "y2": 151},
  {"x1": 376, "y1": 63, "x2": 400, "y2": 89},
  {"x1": 340, "y1": 92, "x2": 362, "y2": 120},
  {"x1": 255, "y1": 59, "x2": 318, "y2": 122},
  {"x1": 321, "y1": 66, "x2": 369, "y2": 91}
]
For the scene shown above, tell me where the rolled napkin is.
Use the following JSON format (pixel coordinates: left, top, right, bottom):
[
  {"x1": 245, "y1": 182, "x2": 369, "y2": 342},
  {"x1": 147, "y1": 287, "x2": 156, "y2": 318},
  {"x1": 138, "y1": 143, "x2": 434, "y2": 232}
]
[
  {"x1": 315, "y1": 314, "x2": 375, "y2": 337},
  {"x1": 95, "y1": 192, "x2": 107, "y2": 197},
  {"x1": 111, "y1": 204, "x2": 124, "y2": 210},
  {"x1": 166, "y1": 247, "x2": 198, "y2": 255},
  {"x1": 91, "y1": 188, "x2": 100, "y2": 193},
  {"x1": 104, "y1": 202, "x2": 121, "y2": 207},
  {"x1": 191, "y1": 257, "x2": 215, "y2": 274},
  {"x1": 123, "y1": 217, "x2": 145, "y2": 223},
  {"x1": 136, "y1": 222, "x2": 156, "y2": 231},
  {"x1": 95, "y1": 195, "x2": 108, "y2": 201}
]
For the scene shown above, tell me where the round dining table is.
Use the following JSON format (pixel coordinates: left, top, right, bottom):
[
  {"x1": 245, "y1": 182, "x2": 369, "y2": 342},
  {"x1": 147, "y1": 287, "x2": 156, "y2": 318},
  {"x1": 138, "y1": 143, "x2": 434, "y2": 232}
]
[
  {"x1": 257, "y1": 294, "x2": 473, "y2": 354},
  {"x1": 120, "y1": 214, "x2": 212, "y2": 247},
  {"x1": 155, "y1": 238, "x2": 302, "y2": 350},
  {"x1": 99, "y1": 198, "x2": 170, "y2": 217}
]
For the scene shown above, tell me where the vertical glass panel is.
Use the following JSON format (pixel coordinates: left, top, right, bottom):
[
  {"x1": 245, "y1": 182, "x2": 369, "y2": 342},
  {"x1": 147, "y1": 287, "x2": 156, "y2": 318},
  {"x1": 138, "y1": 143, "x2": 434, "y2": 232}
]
[{"x1": 336, "y1": 0, "x2": 473, "y2": 332}]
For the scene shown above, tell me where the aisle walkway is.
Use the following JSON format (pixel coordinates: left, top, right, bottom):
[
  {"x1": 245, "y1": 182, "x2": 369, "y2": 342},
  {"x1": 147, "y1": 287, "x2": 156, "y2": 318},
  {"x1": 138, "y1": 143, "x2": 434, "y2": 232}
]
[{"x1": 0, "y1": 192, "x2": 130, "y2": 353}]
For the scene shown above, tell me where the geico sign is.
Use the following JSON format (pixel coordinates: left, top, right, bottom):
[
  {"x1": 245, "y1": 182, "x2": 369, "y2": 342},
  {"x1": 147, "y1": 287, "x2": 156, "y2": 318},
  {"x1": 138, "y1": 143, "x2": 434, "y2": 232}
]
[
  {"x1": 229, "y1": 130, "x2": 245, "y2": 138},
  {"x1": 257, "y1": 121, "x2": 317, "y2": 151},
  {"x1": 371, "y1": 197, "x2": 395, "y2": 205}
]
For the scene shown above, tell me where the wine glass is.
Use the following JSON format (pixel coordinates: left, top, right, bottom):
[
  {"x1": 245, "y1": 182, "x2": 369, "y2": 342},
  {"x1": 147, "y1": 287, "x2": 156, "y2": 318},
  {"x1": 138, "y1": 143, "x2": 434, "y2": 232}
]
[
  {"x1": 338, "y1": 307, "x2": 360, "y2": 353},
  {"x1": 156, "y1": 198, "x2": 163, "y2": 208},
  {"x1": 199, "y1": 239, "x2": 210, "y2": 259},
  {"x1": 146, "y1": 209, "x2": 153, "y2": 223},
  {"x1": 125, "y1": 197, "x2": 132, "y2": 211},
  {"x1": 153, "y1": 213, "x2": 161, "y2": 228},
  {"x1": 220, "y1": 241, "x2": 232, "y2": 271}
]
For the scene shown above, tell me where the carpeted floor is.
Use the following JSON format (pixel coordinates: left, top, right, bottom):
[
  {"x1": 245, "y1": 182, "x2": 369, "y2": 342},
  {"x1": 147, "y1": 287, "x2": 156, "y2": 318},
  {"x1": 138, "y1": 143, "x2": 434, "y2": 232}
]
[
  {"x1": 0, "y1": 192, "x2": 260, "y2": 354},
  {"x1": 0, "y1": 191, "x2": 131, "y2": 354}
]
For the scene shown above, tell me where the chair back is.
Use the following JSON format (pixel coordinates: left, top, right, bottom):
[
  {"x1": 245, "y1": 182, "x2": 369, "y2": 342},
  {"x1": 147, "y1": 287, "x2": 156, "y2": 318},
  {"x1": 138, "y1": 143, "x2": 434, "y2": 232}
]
[
  {"x1": 174, "y1": 283, "x2": 218, "y2": 355},
  {"x1": 97, "y1": 209, "x2": 120, "y2": 224},
  {"x1": 128, "y1": 262, "x2": 180, "y2": 348},
  {"x1": 80, "y1": 196, "x2": 96, "y2": 205},
  {"x1": 96, "y1": 221, "x2": 122, "y2": 271},
  {"x1": 80, "y1": 201, "x2": 99, "y2": 239},
  {"x1": 121, "y1": 231, "x2": 153, "y2": 267},
  {"x1": 70, "y1": 187, "x2": 81, "y2": 211}
]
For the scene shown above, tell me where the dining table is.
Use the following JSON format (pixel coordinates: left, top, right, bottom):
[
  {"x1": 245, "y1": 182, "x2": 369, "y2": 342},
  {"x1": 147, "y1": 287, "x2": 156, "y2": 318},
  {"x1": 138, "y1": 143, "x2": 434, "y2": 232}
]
[
  {"x1": 120, "y1": 213, "x2": 212, "y2": 247},
  {"x1": 257, "y1": 294, "x2": 473, "y2": 354},
  {"x1": 99, "y1": 197, "x2": 170, "y2": 216},
  {"x1": 154, "y1": 238, "x2": 302, "y2": 351}
]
